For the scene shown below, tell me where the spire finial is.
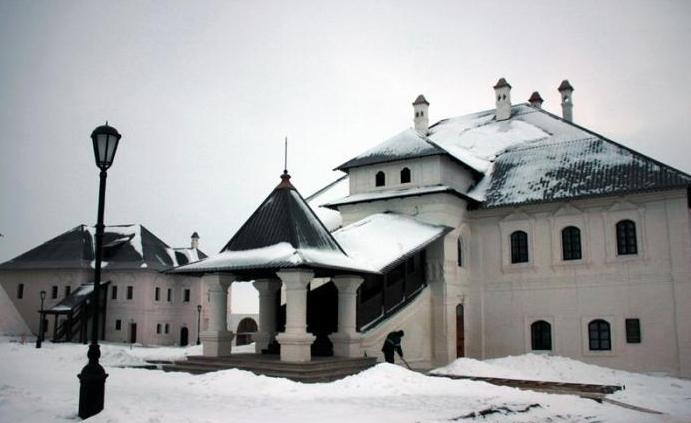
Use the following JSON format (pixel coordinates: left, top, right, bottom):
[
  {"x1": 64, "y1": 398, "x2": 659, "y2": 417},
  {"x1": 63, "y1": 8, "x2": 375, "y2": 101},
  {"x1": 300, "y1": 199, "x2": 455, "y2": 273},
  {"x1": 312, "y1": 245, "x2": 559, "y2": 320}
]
[{"x1": 277, "y1": 136, "x2": 293, "y2": 189}]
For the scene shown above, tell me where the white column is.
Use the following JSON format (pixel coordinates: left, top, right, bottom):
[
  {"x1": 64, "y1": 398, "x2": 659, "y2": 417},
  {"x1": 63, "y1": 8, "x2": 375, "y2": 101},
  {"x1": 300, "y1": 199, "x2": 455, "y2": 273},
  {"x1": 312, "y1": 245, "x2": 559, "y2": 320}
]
[
  {"x1": 252, "y1": 278, "x2": 281, "y2": 353},
  {"x1": 329, "y1": 275, "x2": 364, "y2": 357},
  {"x1": 200, "y1": 273, "x2": 234, "y2": 357},
  {"x1": 275, "y1": 269, "x2": 315, "y2": 362}
]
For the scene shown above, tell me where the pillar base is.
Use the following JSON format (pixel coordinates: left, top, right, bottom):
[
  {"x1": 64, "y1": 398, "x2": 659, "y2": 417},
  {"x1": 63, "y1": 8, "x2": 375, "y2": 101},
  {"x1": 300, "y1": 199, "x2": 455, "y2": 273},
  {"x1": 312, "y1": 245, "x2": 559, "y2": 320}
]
[
  {"x1": 329, "y1": 332, "x2": 362, "y2": 358},
  {"x1": 200, "y1": 330, "x2": 234, "y2": 357},
  {"x1": 253, "y1": 332, "x2": 275, "y2": 354},
  {"x1": 276, "y1": 332, "x2": 316, "y2": 362}
]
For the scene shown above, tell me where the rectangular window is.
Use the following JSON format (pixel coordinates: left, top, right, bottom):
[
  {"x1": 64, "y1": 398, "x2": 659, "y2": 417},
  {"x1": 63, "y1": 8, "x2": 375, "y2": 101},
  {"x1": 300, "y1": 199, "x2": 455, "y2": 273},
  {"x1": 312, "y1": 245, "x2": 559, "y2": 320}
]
[
  {"x1": 17, "y1": 283, "x2": 24, "y2": 299},
  {"x1": 64, "y1": 286, "x2": 71, "y2": 297},
  {"x1": 626, "y1": 318, "x2": 641, "y2": 343},
  {"x1": 156, "y1": 323, "x2": 161, "y2": 334},
  {"x1": 155, "y1": 287, "x2": 160, "y2": 301},
  {"x1": 164, "y1": 323, "x2": 169, "y2": 334},
  {"x1": 183, "y1": 289, "x2": 191, "y2": 302},
  {"x1": 167, "y1": 288, "x2": 172, "y2": 302},
  {"x1": 115, "y1": 319, "x2": 121, "y2": 331},
  {"x1": 127, "y1": 286, "x2": 133, "y2": 300},
  {"x1": 111, "y1": 286, "x2": 118, "y2": 300},
  {"x1": 51, "y1": 285, "x2": 58, "y2": 299}
]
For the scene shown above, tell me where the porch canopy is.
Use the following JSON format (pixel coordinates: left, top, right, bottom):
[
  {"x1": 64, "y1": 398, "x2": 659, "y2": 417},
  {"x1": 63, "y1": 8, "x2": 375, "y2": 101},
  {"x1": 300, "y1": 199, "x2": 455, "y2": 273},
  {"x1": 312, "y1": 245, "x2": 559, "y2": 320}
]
[{"x1": 173, "y1": 172, "x2": 377, "y2": 362}]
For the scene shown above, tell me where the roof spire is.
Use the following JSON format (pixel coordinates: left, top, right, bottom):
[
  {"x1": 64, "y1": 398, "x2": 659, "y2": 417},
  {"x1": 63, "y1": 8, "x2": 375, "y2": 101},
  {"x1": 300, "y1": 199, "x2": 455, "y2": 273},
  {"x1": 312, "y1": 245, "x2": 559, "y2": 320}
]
[{"x1": 277, "y1": 136, "x2": 293, "y2": 189}]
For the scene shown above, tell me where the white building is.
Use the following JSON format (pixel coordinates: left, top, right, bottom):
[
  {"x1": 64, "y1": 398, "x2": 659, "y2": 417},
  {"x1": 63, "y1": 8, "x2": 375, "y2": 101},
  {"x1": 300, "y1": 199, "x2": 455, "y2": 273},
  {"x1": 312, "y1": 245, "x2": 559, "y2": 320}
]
[{"x1": 177, "y1": 79, "x2": 691, "y2": 378}]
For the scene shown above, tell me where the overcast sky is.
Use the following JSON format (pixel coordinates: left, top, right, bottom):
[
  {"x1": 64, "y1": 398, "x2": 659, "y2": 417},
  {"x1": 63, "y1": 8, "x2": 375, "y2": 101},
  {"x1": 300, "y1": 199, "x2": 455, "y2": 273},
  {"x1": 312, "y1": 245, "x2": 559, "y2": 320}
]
[{"x1": 1, "y1": 1, "x2": 690, "y2": 312}]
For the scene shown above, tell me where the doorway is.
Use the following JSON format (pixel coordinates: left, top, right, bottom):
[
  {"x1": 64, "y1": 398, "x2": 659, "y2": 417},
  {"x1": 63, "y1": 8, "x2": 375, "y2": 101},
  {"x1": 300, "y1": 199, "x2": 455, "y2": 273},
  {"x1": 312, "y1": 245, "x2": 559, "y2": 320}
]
[
  {"x1": 129, "y1": 323, "x2": 137, "y2": 344},
  {"x1": 180, "y1": 327, "x2": 189, "y2": 346},
  {"x1": 456, "y1": 304, "x2": 464, "y2": 357}
]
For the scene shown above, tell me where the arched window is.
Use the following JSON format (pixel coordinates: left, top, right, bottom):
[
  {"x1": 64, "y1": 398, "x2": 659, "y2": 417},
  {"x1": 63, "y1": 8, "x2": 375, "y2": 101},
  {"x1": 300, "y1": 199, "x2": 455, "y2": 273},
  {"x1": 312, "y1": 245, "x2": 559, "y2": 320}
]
[
  {"x1": 616, "y1": 220, "x2": 637, "y2": 255},
  {"x1": 400, "y1": 167, "x2": 411, "y2": 184},
  {"x1": 375, "y1": 171, "x2": 386, "y2": 187},
  {"x1": 561, "y1": 226, "x2": 582, "y2": 260},
  {"x1": 531, "y1": 320, "x2": 552, "y2": 350},
  {"x1": 588, "y1": 319, "x2": 611, "y2": 351},
  {"x1": 457, "y1": 236, "x2": 463, "y2": 267},
  {"x1": 510, "y1": 231, "x2": 529, "y2": 263}
]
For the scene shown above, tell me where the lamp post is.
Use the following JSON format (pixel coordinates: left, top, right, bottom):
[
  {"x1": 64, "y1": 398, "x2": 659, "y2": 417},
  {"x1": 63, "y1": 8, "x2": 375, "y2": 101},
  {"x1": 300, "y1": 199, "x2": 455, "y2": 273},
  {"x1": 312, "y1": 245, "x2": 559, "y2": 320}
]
[
  {"x1": 78, "y1": 122, "x2": 121, "y2": 419},
  {"x1": 196, "y1": 304, "x2": 202, "y2": 345},
  {"x1": 35, "y1": 290, "x2": 46, "y2": 348}
]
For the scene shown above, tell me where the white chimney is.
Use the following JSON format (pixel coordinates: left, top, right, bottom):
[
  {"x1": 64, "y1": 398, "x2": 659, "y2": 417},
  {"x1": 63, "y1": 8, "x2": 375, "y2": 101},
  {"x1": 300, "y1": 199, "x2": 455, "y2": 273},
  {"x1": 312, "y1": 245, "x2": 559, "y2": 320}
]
[
  {"x1": 558, "y1": 80, "x2": 574, "y2": 122},
  {"x1": 528, "y1": 91, "x2": 544, "y2": 108},
  {"x1": 412, "y1": 94, "x2": 429, "y2": 133},
  {"x1": 191, "y1": 232, "x2": 199, "y2": 249},
  {"x1": 494, "y1": 78, "x2": 512, "y2": 121}
]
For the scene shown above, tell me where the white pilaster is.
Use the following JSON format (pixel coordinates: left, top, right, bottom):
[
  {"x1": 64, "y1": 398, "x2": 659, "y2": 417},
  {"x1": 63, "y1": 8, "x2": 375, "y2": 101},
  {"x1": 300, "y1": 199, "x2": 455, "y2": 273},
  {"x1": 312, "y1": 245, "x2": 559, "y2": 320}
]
[
  {"x1": 252, "y1": 278, "x2": 281, "y2": 353},
  {"x1": 275, "y1": 269, "x2": 316, "y2": 362},
  {"x1": 329, "y1": 275, "x2": 364, "y2": 357},
  {"x1": 200, "y1": 273, "x2": 234, "y2": 357}
]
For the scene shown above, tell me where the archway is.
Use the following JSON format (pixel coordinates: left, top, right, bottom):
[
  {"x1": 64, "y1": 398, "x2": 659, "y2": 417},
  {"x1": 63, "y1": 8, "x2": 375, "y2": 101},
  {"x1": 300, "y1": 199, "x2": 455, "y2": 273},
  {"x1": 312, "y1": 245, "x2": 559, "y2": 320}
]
[{"x1": 236, "y1": 317, "x2": 258, "y2": 346}]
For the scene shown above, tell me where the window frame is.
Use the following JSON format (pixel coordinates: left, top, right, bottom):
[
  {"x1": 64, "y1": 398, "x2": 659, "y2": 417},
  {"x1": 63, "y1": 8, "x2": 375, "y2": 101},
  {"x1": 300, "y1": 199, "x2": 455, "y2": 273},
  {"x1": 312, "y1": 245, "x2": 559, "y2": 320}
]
[
  {"x1": 17, "y1": 283, "x2": 24, "y2": 299},
  {"x1": 115, "y1": 319, "x2": 121, "y2": 331},
  {"x1": 111, "y1": 286, "x2": 118, "y2": 300},
  {"x1": 588, "y1": 319, "x2": 612, "y2": 351},
  {"x1": 561, "y1": 226, "x2": 582, "y2": 261},
  {"x1": 510, "y1": 231, "x2": 529, "y2": 264},
  {"x1": 126, "y1": 286, "x2": 134, "y2": 300},
  {"x1": 51, "y1": 285, "x2": 58, "y2": 299},
  {"x1": 616, "y1": 219, "x2": 638, "y2": 256},
  {"x1": 400, "y1": 167, "x2": 411, "y2": 184},
  {"x1": 183, "y1": 288, "x2": 191, "y2": 303},
  {"x1": 625, "y1": 318, "x2": 641, "y2": 344},
  {"x1": 530, "y1": 320, "x2": 552, "y2": 351},
  {"x1": 375, "y1": 171, "x2": 386, "y2": 187},
  {"x1": 155, "y1": 287, "x2": 161, "y2": 302},
  {"x1": 457, "y1": 236, "x2": 463, "y2": 267}
]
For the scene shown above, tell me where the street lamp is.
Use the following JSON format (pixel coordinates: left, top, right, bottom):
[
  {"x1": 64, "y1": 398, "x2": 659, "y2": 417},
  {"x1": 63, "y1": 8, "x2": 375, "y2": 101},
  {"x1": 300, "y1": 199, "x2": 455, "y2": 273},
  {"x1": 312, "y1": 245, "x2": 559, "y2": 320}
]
[
  {"x1": 196, "y1": 305, "x2": 202, "y2": 345},
  {"x1": 35, "y1": 290, "x2": 46, "y2": 348},
  {"x1": 78, "y1": 122, "x2": 121, "y2": 419}
]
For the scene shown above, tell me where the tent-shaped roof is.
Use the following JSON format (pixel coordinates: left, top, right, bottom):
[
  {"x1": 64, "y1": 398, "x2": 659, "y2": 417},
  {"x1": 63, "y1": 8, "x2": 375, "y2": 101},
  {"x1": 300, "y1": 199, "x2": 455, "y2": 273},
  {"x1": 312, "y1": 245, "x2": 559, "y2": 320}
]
[
  {"x1": 174, "y1": 173, "x2": 377, "y2": 276},
  {"x1": 0, "y1": 224, "x2": 207, "y2": 271}
]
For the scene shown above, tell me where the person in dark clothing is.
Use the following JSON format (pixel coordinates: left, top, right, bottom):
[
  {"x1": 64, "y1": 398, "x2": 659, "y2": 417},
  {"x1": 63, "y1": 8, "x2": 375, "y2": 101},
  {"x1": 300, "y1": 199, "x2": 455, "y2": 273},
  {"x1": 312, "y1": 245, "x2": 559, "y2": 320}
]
[{"x1": 381, "y1": 330, "x2": 405, "y2": 363}]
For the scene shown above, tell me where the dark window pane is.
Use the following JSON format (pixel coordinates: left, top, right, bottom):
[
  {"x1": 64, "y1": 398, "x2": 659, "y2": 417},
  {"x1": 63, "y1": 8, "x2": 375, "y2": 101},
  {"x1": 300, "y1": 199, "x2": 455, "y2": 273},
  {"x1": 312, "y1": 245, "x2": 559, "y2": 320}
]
[
  {"x1": 616, "y1": 220, "x2": 637, "y2": 255},
  {"x1": 112, "y1": 286, "x2": 117, "y2": 300},
  {"x1": 17, "y1": 284, "x2": 24, "y2": 299},
  {"x1": 115, "y1": 319, "x2": 121, "y2": 330},
  {"x1": 127, "y1": 286, "x2": 133, "y2": 300},
  {"x1": 562, "y1": 226, "x2": 582, "y2": 260},
  {"x1": 531, "y1": 321, "x2": 552, "y2": 350},
  {"x1": 400, "y1": 168, "x2": 411, "y2": 184},
  {"x1": 155, "y1": 287, "x2": 160, "y2": 301},
  {"x1": 457, "y1": 238, "x2": 463, "y2": 267},
  {"x1": 375, "y1": 171, "x2": 385, "y2": 187},
  {"x1": 626, "y1": 318, "x2": 641, "y2": 343},
  {"x1": 51, "y1": 286, "x2": 58, "y2": 299},
  {"x1": 588, "y1": 319, "x2": 611, "y2": 351},
  {"x1": 510, "y1": 231, "x2": 529, "y2": 263}
]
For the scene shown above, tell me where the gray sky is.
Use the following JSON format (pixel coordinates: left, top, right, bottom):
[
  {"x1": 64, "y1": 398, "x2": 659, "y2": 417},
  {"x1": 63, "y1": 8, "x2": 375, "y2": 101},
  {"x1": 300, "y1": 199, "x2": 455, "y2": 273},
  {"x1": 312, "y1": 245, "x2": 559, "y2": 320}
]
[{"x1": 1, "y1": 1, "x2": 690, "y2": 311}]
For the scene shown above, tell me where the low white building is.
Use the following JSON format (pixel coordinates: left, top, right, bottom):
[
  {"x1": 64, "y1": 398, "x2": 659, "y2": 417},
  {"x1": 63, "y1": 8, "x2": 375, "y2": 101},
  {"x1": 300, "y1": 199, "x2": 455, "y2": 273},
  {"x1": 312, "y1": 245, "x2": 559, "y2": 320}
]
[
  {"x1": 0, "y1": 225, "x2": 258, "y2": 346},
  {"x1": 178, "y1": 79, "x2": 691, "y2": 378}
]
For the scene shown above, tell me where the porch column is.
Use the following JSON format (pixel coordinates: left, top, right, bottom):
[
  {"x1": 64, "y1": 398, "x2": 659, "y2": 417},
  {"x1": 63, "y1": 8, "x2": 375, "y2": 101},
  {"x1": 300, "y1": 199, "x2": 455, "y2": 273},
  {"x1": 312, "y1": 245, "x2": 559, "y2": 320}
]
[
  {"x1": 252, "y1": 278, "x2": 281, "y2": 353},
  {"x1": 200, "y1": 273, "x2": 235, "y2": 357},
  {"x1": 275, "y1": 269, "x2": 315, "y2": 362},
  {"x1": 329, "y1": 275, "x2": 364, "y2": 357}
]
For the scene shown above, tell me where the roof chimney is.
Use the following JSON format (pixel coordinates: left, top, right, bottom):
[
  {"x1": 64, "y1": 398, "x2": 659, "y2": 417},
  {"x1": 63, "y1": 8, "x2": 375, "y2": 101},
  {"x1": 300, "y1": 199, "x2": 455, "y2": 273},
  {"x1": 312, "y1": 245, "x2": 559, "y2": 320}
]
[
  {"x1": 412, "y1": 94, "x2": 429, "y2": 133},
  {"x1": 528, "y1": 91, "x2": 544, "y2": 108},
  {"x1": 191, "y1": 232, "x2": 199, "y2": 249},
  {"x1": 494, "y1": 78, "x2": 512, "y2": 121},
  {"x1": 558, "y1": 80, "x2": 574, "y2": 122}
]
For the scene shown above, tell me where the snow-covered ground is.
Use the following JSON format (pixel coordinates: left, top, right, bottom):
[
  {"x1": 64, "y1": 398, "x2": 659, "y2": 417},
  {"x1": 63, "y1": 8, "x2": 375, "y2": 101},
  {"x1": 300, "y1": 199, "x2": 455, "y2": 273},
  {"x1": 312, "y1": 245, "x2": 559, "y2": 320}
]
[{"x1": 0, "y1": 337, "x2": 689, "y2": 422}]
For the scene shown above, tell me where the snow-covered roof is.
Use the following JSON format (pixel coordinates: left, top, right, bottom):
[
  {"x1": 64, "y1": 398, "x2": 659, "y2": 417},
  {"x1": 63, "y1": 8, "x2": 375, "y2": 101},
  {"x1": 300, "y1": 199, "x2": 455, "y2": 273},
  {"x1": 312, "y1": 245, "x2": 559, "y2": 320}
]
[
  {"x1": 306, "y1": 174, "x2": 349, "y2": 231},
  {"x1": 332, "y1": 104, "x2": 691, "y2": 209},
  {"x1": 322, "y1": 185, "x2": 476, "y2": 209},
  {"x1": 0, "y1": 224, "x2": 207, "y2": 271},
  {"x1": 333, "y1": 213, "x2": 450, "y2": 272},
  {"x1": 47, "y1": 283, "x2": 96, "y2": 313},
  {"x1": 174, "y1": 173, "x2": 377, "y2": 276}
]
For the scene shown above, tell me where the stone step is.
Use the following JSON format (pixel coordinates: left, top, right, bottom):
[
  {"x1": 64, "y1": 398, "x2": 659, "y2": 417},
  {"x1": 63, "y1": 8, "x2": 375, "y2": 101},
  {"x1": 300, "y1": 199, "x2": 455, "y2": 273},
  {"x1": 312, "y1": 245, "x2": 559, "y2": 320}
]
[{"x1": 161, "y1": 355, "x2": 378, "y2": 382}]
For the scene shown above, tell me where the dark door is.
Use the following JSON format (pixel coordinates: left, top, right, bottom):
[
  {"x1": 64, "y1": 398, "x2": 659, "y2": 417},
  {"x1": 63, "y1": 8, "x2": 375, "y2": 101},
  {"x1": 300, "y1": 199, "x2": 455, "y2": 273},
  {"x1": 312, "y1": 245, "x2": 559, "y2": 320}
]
[
  {"x1": 180, "y1": 327, "x2": 189, "y2": 346},
  {"x1": 129, "y1": 323, "x2": 137, "y2": 344},
  {"x1": 456, "y1": 304, "x2": 464, "y2": 357}
]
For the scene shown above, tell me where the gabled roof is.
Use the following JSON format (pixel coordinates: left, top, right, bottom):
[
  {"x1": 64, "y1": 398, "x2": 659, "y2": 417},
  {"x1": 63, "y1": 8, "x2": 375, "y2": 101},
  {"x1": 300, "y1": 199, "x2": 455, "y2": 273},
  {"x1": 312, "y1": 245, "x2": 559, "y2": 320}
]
[
  {"x1": 335, "y1": 128, "x2": 446, "y2": 171},
  {"x1": 174, "y1": 173, "x2": 377, "y2": 276},
  {"x1": 0, "y1": 224, "x2": 207, "y2": 271}
]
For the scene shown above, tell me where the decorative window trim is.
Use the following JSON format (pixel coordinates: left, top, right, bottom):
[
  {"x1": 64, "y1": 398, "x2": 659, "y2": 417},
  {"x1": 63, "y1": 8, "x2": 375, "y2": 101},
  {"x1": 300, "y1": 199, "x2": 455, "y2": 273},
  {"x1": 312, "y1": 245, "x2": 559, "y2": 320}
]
[
  {"x1": 549, "y1": 206, "x2": 589, "y2": 267},
  {"x1": 500, "y1": 214, "x2": 536, "y2": 272},
  {"x1": 525, "y1": 316, "x2": 554, "y2": 353},
  {"x1": 604, "y1": 202, "x2": 646, "y2": 263}
]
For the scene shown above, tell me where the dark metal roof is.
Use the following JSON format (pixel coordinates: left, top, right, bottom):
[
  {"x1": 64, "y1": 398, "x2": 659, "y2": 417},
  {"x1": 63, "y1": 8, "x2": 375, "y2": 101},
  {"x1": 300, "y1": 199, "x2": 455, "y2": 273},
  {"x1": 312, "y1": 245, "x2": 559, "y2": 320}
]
[
  {"x1": 222, "y1": 173, "x2": 346, "y2": 255},
  {"x1": 558, "y1": 80, "x2": 574, "y2": 92},
  {"x1": 528, "y1": 91, "x2": 544, "y2": 104},
  {"x1": 482, "y1": 135, "x2": 691, "y2": 208},
  {"x1": 0, "y1": 224, "x2": 206, "y2": 271},
  {"x1": 493, "y1": 78, "x2": 511, "y2": 89},
  {"x1": 412, "y1": 94, "x2": 429, "y2": 105}
]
